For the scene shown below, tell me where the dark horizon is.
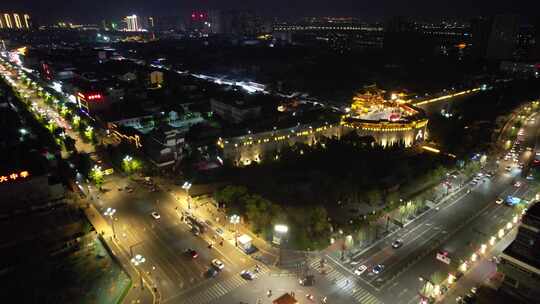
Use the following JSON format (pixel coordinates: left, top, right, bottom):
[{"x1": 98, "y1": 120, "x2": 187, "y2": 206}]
[{"x1": 1, "y1": 0, "x2": 537, "y2": 24}]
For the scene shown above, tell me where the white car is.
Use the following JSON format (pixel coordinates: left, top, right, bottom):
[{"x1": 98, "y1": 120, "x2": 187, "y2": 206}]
[
  {"x1": 212, "y1": 259, "x2": 224, "y2": 270},
  {"x1": 495, "y1": 198, "x2": 503, "y2": 205},
  {"x1": 151, "y1": 211, "x2": 161, "y2": 219},
  {"x1": 354, "y1": 265, "x2": 368, "y2": 276}
]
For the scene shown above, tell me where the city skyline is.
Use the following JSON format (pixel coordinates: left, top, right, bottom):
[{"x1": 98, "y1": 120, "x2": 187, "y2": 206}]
[
  {"x1": 1, "y1": 0, "x2": 537, "y2": 24},
  {"x1": 0, "y1": 1, "x2": 539, "y2": 304}
]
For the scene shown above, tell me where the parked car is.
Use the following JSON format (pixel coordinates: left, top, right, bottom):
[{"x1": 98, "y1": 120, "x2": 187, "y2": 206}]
[
  {"x1": 354, "y1": 265, "x2": 368, "y2": 276},
  {"x1": 184, "y1": 248, "x2": 198, "y2": 259},
  {"x1": 372, "y1": 264, "x2": 384, "y2": 274},
  {"x1": 207, "y1": 267, "x2": 219, "y2": 278},
  {"x1": 391, "y1": 240, "x2": 403, "y2": 248},
  {"x1": 240, "y1": 270, "x2": 255, "y2": 280}
]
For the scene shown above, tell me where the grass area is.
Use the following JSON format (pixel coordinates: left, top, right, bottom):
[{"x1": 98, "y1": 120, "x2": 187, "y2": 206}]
[{"x1": 0, "y1": 235, "x2": 131, "y2": 304}]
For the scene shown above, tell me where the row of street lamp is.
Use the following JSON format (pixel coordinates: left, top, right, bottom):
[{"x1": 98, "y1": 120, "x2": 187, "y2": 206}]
[{"x1": 420, "y1": 210, "x2": 525, "y2": 301}]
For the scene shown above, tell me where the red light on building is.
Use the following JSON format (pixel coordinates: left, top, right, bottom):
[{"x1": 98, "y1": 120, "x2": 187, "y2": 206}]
[
  {"x1": 42, "y1": 63, "x2": 52, "y2": 80},
  {"x1": 77, "y1": 92, "x2": 103, "y2": 102},
  {"x1": 87, "y1": 94, "x2": 102, "y2": 100}
]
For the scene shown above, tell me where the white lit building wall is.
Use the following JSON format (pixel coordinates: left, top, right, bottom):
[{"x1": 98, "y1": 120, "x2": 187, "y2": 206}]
[{"x1": 125, "y1": 15, "x2": 140, "y2": 31}]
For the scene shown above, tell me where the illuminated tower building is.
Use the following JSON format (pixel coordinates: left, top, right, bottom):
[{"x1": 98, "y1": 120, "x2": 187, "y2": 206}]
[
  {"x1": 471, "y1": 15, "x2": 518, "y2": 60},
  {"x1": 124, "y1": 15, "x2": 140, "y2": 31},
  {"x1": 0, "y1": 13, "x2": 30, "y2": 30},
  {"x1": 24, "y1": 14, "x2": 30, "y2": 28},
  {"x1": 13, "y1": 13, "x2": 22, "y2": 29},
  {"x1": 3, "y1": 14, "x2": 12, "y2": 29}
]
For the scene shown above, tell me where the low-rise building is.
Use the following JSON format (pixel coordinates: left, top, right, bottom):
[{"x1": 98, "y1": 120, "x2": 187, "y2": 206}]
[
  {"x1": 500, "y1": 61, "x2": 540, "y2": 78},
  {"x1": 143, "y1": 124, "x2": 186, "y2": 168},
  {"x1": 211, "y1": 98, "x2": 261, "y2": 124},
  {"x1": 272, "y1": 293, "x2": 298, "y2": 304}
]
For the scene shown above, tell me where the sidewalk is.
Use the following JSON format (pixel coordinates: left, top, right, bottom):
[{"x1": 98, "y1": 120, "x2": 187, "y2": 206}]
[
  {"x1": 157, "y1": 177, "x2": 279, "y2": 252},
  {"x1": 84, "y1": 203, "x2": 155, "y2": 304},
  {"x1": 189, "y1": 195, "x2": 280, "y2": 263},
  {"x1": 440, "y1": 228, "x2": 517, "y2": 304}
]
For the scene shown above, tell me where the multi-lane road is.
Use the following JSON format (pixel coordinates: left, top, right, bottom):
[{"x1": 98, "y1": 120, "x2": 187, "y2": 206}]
[
  {"x1": 305, "y1": 105, "x2": 539, "y2": 304},
  {"x1": 0, "y1": 60, "x2": 273, "y2": 304},
  {"x1": 2, "y1": 55, "x2": 538, "y2": 304},
  {"x1": 93, "y1": 175, "x2": 270, "y2": 304}
]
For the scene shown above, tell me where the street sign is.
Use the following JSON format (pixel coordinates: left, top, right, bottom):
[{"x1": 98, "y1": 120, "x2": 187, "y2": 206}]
[{"x1": 436, "y1": 251, "x2": 451, "y2": 265}]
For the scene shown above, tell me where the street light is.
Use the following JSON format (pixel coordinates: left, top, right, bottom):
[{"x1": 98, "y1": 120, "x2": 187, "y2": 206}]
[
  {"x1": 230, "y1": 214, "x2": 240, "y2": 247},
  {"x1": 104, "y1": 207, "x2": 117, "y2": 239},
  {"x1": 182, "y1": 181, "x2": 192, "y2": 209},
  {"x1": 498, "y1": 228, "x2": 505, "y2": 239},
  {"x1": 480, "y1": 244, "x2": 487, "y2": 254},
  {"x1": 274, "y1": 224, "x2": 288, "y2": 266},
  {"x1": 123, "y1": 155, "x2": 133, "y2": 173},
  {"x1": 131, "y1": 253, "x2": 146, "y2": 290},
  {"x1": 131, "y1": 254, "x2": 146, "y2": 266}
]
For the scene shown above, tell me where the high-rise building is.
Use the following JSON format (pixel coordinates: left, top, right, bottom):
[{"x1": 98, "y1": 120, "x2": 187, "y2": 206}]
[
  {"x1": 471, "y1": 15, "x2": 519, "y2": 60},
  {"x1": 384, "y1": 16, "x2": 429, "y2": 57},
  {"x1": 153, "y1": 16, "x2": 182, "y2": 31},
  {"x1": 124, "y1": 14, "x2": 140, "y2": 31},
  {"x1": 188, "y1": 11, "x2": 211, "y2": 36},
  {"x1": 533, "y1": 18, "x2": 540, "y2": 60},
  {"x1": 221, "y1": 10, "x2": 263, "y2": 36},
  {"x1": 2, "y1": 13, "x2": 12, "y2": 29},
  {"x1": 0, "y1": 13, "x2": 31, "y2": 30},
  {"x1": 499, "y1": 202, "x2": 540, "y2": 302}
]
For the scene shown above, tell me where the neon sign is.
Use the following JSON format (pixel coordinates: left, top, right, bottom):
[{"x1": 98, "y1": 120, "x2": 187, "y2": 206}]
[{"x1": 0, "y1": 171, "x2": 30, "y2": 183}]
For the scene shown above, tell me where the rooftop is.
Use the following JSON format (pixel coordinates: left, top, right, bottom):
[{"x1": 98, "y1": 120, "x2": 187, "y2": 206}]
[{"x1": 272, "y1": 293, "x2": 298, "y2": 304}]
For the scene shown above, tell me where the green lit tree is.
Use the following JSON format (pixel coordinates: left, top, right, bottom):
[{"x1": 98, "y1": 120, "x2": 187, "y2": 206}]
[{"x1": 89, "y1": 165, "x2": 104, "y2": 189}]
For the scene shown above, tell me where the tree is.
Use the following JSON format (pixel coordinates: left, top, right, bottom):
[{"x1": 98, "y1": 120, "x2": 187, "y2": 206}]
[
  {"x1": 385, "y1": 191, "x2": 401, "y2": 208},
  {"x1": 122, "y1": 155, "x2": 142, "y2": 174},
  {"x1": 310, "y1": 206, "x2": 329, "y2": 236},
  {"x1": 356, "y1": 226, "x2": 368, "y2": 244},
  {"x1": 215, "y1": 185, "x2": 248, "y2": 212},
  {"x1": 430, "y1": 271, "x2": 445, "y2": 285},
  {"x1": 366, "y1": 189, "x2": 382, "y2": 205},
  {"x1": 89, "y1": 165, "x2": 104, "y2": 189},
  {"x1": 64, "y1": 136, "x2": 76, "y2": 152}
]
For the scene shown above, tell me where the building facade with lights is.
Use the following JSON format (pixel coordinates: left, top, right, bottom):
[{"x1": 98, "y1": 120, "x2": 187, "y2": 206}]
[
  {"x1": 124, "y1": 15, "x2": 141, "y2": 32},
  {"x1": 341, "y1": 87, "x2": 428, "y2": 147},
  {"x1": 218, "y1": 120, "x2": 341, "y2": 166},
  {"x1": 217, "y1": 87, "x2": 428, "y2": 166},
  {"x1": 0, "y1": 13, "x2": 31, "y2": 30}
]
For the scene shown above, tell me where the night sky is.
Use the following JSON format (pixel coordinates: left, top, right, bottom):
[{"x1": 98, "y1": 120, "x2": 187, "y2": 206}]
[{"x1": 1, "y1": 0, "x2": 537, "y2": 24}]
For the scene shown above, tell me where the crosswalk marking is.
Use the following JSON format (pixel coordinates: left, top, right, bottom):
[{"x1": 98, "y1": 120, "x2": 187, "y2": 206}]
[
  {"x1": 307, "y1": 257, "x2": 383, "y2": 304},
  {"x1": 180, "y1": 264, "x2": 271, "y2": 304}
]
